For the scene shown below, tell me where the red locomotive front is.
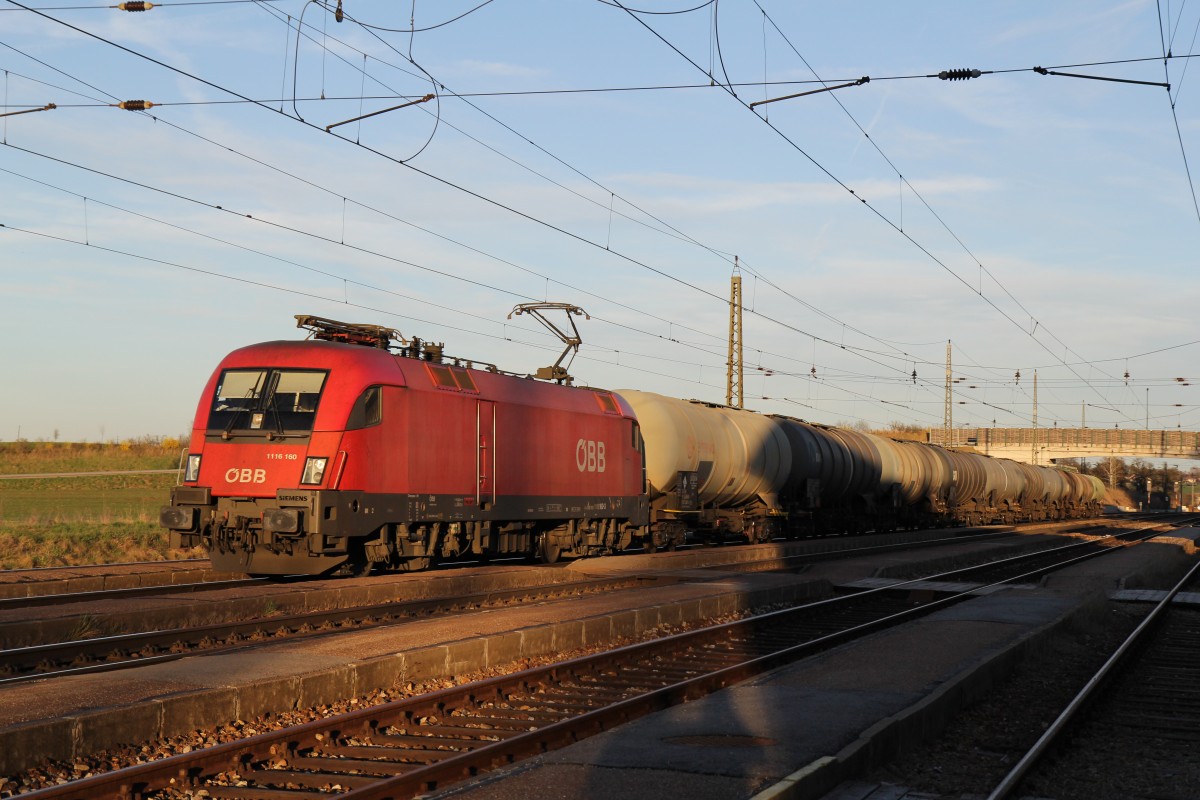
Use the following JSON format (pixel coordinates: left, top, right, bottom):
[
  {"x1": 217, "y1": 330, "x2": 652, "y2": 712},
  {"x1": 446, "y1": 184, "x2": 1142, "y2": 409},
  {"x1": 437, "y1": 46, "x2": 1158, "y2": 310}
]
[{"x1": 161, "y1": 316, "x2": 649, "y2": 575}]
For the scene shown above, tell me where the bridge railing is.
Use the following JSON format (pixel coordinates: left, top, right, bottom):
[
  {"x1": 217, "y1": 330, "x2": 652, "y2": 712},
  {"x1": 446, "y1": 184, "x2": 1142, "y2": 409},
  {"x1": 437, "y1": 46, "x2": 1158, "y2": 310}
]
[{"x1": 928, "y1": 428, "x2": 1200, "y2": 452}]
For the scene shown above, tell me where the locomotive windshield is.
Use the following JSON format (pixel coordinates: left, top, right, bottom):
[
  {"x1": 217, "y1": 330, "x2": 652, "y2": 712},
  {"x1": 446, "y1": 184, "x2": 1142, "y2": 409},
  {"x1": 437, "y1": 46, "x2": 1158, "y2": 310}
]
[{"x1": 208, "y1": 368, "x2": 329, "y2": 435}]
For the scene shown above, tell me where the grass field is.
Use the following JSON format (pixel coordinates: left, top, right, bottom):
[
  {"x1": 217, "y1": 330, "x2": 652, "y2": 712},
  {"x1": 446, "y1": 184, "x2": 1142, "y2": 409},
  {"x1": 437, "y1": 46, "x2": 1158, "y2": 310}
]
[{"x1": 0, "y1": 440, "x2": 203, "y2": 568}]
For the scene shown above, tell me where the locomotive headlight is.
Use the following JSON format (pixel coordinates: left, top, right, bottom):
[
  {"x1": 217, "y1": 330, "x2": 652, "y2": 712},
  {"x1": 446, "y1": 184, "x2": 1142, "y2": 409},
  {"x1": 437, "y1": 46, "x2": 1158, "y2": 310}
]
[
  {"x1": 301, "y1": 456, "x2": 328, "y2": 485},
  {"x1": 184, "y1": 454, "x2": 202, "y2": 482}
]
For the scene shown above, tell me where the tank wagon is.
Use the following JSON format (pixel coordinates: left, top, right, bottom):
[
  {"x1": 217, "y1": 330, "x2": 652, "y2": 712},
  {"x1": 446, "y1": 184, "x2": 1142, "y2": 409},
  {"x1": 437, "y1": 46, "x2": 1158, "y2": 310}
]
[
  {"x1": 615, "y1": 391, "x2": 1105, "y2": 548},
  {"x1": 161, "y1": 317, "x2": 1105, "y2": 575}
]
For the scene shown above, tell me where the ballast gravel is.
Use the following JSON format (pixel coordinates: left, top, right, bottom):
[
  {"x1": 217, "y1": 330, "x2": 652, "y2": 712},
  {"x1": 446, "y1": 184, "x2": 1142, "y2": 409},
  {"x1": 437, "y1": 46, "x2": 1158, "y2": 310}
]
[{"x1": 865, "y1": 601, "x2": 1159, "y2": 799}]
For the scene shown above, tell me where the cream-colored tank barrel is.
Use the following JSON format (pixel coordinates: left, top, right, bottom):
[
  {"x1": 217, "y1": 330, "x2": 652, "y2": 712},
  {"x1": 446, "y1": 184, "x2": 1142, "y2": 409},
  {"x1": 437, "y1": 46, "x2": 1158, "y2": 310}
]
[
  {"x1": 889, "y1": 439, "x2": 933, "y2": 505},
  {"x1": 1059, "y1": 471, "x2": 1093, "y2": 506},
  {"x1": 995, "y1": 459, "x2": 1028, "y2": 506},
  {"x1": 1041, "y1": 468, "x2": 1069, "y2": 505},
  {"x1": 614, "y1": 390, "x2": 791, "y2": 508},
  {"x1": 711, "y1": 405, "x2": 793, "y2": 506},
  {"x1": 1018, "y1": 462, "x2": 1047, "y2": 502},
  {"x1": 775, "y1": 418, "x2": 853, "y2": 500},
  {"x1": 917, "y1": 443, "x2": 954, "y2": 505}
]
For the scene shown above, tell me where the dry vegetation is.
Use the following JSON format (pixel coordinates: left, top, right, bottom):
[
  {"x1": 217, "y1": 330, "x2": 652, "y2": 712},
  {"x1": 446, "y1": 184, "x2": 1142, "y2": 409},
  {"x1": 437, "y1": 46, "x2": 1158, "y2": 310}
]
[
  {"x1": 0, "y1": 437, "x2": 185, "y2": 474},
  {"x1": 0, "y1": 439, "x2": 204, "y2": 568}
]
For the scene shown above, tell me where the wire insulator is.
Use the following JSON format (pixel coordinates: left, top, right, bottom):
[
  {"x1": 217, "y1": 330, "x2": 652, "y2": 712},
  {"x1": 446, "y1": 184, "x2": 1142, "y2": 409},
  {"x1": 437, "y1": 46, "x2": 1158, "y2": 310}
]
[
  {"x1": 938, "y1": 68, "x2": 981, "y2": 81},
  {"x1": 117, "y1": 1, "x2": 155, "y2": 10},
  {"x1": 117, "y1": 100, "x2": 155, "y2": 111}
]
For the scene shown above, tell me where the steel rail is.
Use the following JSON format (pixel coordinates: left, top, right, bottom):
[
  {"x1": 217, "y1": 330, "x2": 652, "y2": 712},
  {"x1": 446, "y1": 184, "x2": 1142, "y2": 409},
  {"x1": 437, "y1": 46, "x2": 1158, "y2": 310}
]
[{"x1": 985, "y1": 549, "x2": 1200, "y2": 800}]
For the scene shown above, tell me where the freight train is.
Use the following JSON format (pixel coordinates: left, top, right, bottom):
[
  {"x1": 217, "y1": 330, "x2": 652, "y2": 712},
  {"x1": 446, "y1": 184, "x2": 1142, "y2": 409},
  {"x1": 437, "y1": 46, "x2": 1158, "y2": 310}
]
[{"x1": 160, "y1": 315, "x2": 1106, "y2": 576}]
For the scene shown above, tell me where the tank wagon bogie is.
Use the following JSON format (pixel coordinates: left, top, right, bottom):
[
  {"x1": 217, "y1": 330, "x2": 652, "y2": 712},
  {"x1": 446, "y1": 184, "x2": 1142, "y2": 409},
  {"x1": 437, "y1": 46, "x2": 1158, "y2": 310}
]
[{"x1": 161, "y1": 316, "x2": 1106, "y2": 576}]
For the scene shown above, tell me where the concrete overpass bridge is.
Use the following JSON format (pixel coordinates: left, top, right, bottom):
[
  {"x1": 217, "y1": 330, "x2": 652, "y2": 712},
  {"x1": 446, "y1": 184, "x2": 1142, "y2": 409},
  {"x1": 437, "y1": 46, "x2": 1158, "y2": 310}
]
[{"x1": 926, "y1": 427, "x2": 1200, "y2": 465}]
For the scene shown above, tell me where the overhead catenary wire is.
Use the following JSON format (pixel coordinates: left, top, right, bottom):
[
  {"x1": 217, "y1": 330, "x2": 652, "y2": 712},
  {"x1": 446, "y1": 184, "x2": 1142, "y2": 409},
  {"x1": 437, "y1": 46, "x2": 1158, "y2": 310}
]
[
  {"x1": 1157, "y1": 0, "x2": 1200, "y2": 224},
  {"x1": 0, "y1": 42, "x2": 936, "y2": 419},
  {"x1": 7, "y1": 1, "x2": 1190, "y2": 431},
  {"x1": 4, "y1": 0, "x2": 925, "y2": 392},
  {"x1": 247, "y1": 0, "x2": 1039, "y2": 384},
  {"x1": 6, "y1": 49, "x2": 937, "y2": 415},
  {"x1": 322, "y1": 4, "x2": 949, "y2": 380},
  {"x1": 611, "y1": 0, "x2": 1149, "y2": 427},
  {"x1": 9, "y1": 27, "x2": 1185, "y2": 393},
  {"x1": 3, "y1": 153, "x2": 981, "y2": 424},
  {"x1": 0, "y1": 10, "x2": 763, "y2": 369},
  {"x1": 14, "y1": 0, "x2": 1176, "y2": 398},
  {"x1": 749, "y1": 1, "x2": 1139, "y2": 408},
  {"x1": 0, "y1": 144, "x2": 750, "y2": 376}
]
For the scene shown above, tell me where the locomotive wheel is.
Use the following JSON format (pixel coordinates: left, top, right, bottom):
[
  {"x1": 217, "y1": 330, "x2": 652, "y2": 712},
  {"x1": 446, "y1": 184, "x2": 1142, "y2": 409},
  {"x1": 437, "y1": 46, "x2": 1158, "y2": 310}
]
[
  {"x1": 539, "y1": 535, "x2": 561, "y2": 564},
  {"x1": 331, "y1": 558, "x2": 372, "y2": 578},
  {"x1": 396, "y1": 556, "x2": 431, "y2": 572}
]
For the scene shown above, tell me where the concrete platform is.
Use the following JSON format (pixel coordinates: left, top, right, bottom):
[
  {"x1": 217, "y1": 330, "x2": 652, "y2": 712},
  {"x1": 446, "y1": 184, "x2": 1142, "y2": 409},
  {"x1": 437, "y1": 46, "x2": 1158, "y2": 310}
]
[
  {"x1": 0, "y1": 562, "x2": 236, "y2": 600},
  {"x1": 427, "y1": 530, "x2": 1200, "y2": 800},
  {"x1": 1110, "y1": 588, "x2": 1200, "y2": 605}
]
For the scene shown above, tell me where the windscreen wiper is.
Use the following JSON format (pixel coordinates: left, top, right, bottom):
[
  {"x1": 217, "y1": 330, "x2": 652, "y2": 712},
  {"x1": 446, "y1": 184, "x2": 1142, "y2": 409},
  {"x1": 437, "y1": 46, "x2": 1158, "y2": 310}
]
[{"x1": 221, "y1": 389, "x2": 257, "y2": 439}]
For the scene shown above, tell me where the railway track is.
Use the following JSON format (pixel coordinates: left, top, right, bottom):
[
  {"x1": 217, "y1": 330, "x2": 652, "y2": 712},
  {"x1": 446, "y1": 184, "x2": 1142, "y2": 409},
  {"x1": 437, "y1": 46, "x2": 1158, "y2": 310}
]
[
  {"x1": 15, "y1": 518, "x2": 1179, "y2": 800},
  {"x1": 986, "y1": 542, "x2": 1200, "y2": 800},
  {"x1": 0, "y1": 519, "x2": 1155, "y2": 686},
  {"x1": 0, "y1": 573, "x2": 658, "y2": 685}
]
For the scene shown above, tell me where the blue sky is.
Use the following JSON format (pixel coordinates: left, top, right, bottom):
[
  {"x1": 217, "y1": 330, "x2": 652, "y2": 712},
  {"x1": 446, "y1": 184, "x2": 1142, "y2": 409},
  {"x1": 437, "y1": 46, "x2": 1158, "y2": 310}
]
[{"x1": 2, "y1": 0, "x2": 1199, "y2": 442}]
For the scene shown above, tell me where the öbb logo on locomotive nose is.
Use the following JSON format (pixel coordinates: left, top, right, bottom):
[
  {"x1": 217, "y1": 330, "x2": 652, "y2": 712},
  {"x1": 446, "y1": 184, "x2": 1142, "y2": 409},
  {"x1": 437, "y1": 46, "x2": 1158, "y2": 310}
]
[
  {"x1": 575, "y1": 439, "x2": 606, "y2": 473},
  {"x1": 225, "y1": 467, "x2": 267, "y2": 484}
]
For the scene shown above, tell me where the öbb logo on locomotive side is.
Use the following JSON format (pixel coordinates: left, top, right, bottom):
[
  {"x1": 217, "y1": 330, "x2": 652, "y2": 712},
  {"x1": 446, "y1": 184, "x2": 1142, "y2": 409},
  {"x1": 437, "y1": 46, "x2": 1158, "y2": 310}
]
[
  {"x1": 575, "y1": 439, "x2": 606, "y2": 473},
  {"x1": 225, "y1": 467, "x2": 267, "y2": 484}
]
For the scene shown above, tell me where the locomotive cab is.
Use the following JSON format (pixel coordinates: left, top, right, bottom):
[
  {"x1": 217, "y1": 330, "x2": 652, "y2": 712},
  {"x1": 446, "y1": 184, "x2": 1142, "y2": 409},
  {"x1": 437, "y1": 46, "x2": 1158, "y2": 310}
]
[{"x1": 161, "y1": 342, "x2": 397, "y2": 574}]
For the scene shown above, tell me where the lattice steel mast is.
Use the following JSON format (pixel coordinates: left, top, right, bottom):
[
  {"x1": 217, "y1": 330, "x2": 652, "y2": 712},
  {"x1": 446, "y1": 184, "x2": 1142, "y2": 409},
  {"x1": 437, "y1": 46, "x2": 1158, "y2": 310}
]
[
  {"x1": 944, "y1": 340, "x2": 952, "y2": 447},
  {"x1": 726, "y1": 259, "x2": 744, "y2": 408}
]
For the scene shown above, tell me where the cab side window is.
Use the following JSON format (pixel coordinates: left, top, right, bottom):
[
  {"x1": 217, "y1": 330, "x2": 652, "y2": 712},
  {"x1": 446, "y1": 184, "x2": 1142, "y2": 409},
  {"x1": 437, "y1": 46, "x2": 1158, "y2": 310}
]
[{"x1": 346, "y1": 386, "x2": 383, "y2": 430}]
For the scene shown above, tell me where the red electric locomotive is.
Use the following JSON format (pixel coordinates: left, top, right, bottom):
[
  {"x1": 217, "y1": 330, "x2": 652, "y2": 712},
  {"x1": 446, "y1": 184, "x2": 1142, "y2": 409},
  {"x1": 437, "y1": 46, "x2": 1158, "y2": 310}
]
[{"x1": 161, "y1": 315, "x2": 649, "y2": 575}]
